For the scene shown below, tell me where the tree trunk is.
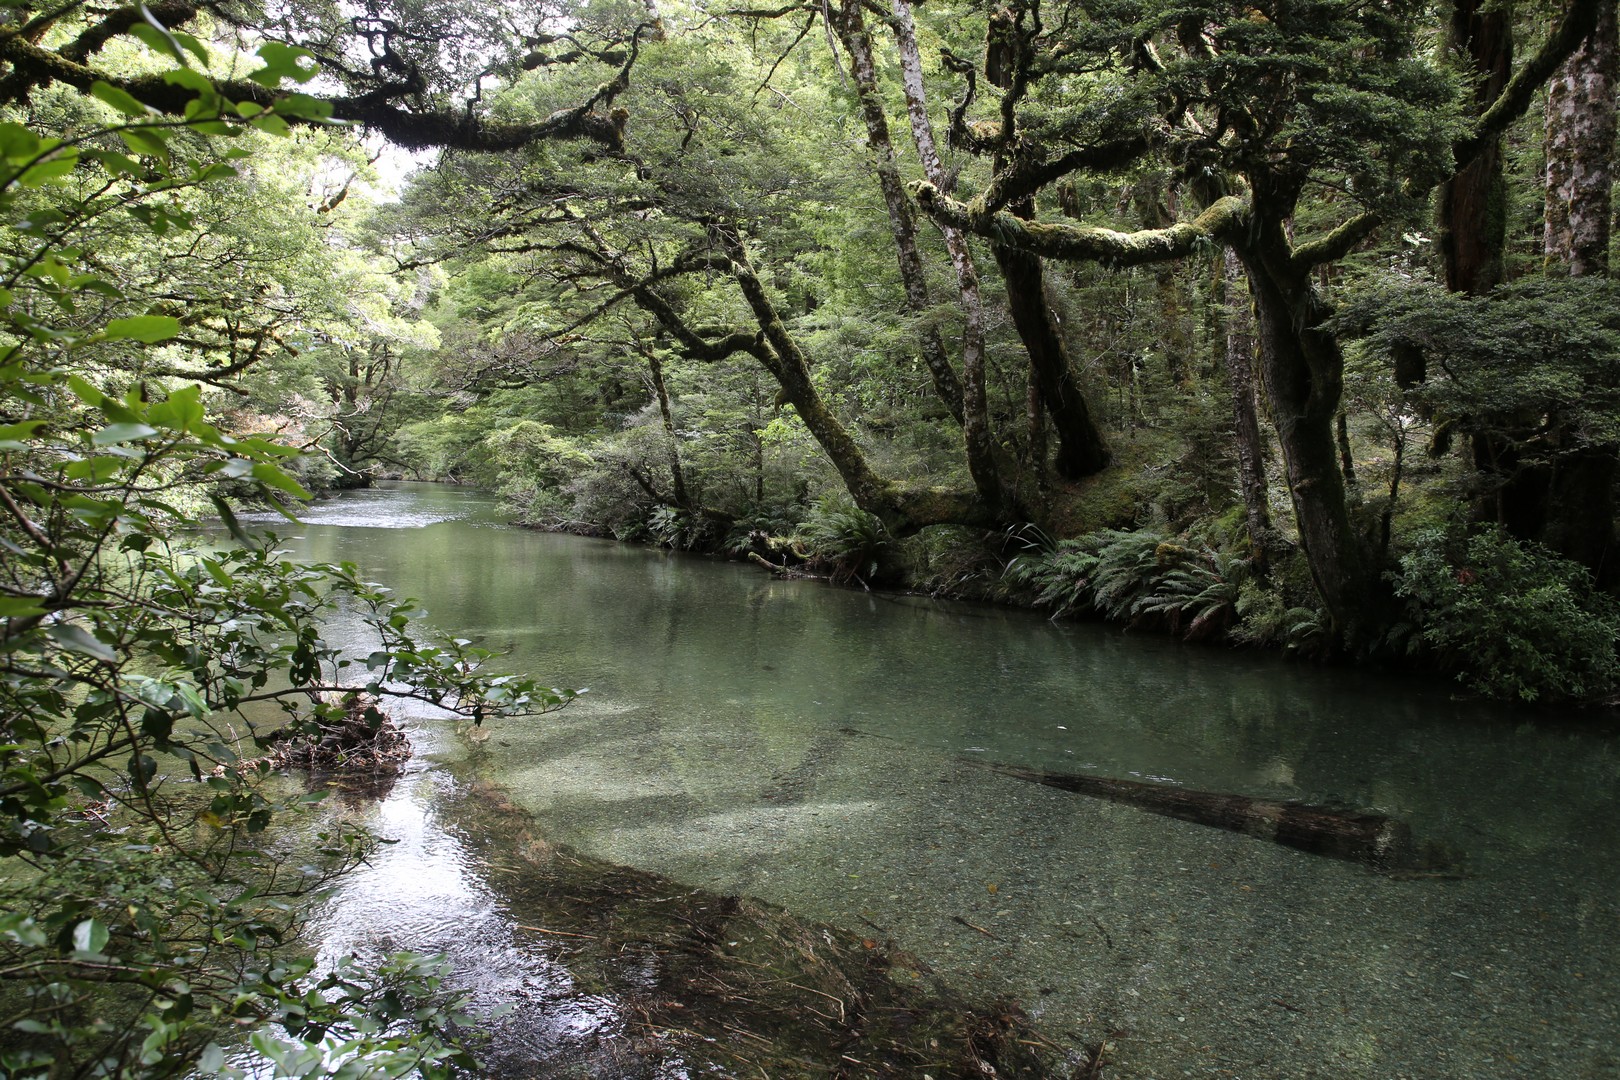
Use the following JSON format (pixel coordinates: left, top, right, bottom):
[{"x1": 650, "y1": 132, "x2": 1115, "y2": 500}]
[
  {"x1": 643, "y1": 346, "x2": 690, "y2": 509},
  {"x1": 834, "y1": 0, "x2": 965, "y2": 424},
  {"x1": 1545, "y1": 0, "x2": 1618, "y2": 276},
  {"x1": 889, "y1": 0, "x2": 1013, "y2": 516},
  {"x1": 1236, "y1": 222, "x2": 1375, "y2": 642},
  {"x1": 726, "y1": 244, "x2": 895, "y2": 516},
  {"x1": 1438, "y1": 0, "x2": 1513, "y2": 295},
  {"x1": 1221, "y1": 250, "x2": 1272, "y2": 565},
  {"x1": 978, "y1": 762, "x2": 1444, "y2": 872},
  {"x1": 1542, "y1": 0, "x2": 1618, "y2": 575},
  {"x1": 995, "y1": 197, "x2": 1110, "y2": 479}
]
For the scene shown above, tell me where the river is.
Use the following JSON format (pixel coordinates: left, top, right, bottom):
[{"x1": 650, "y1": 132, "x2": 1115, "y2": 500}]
[{"x1": 257, "y1": 482, "x2": 1619, "y2": 1079}]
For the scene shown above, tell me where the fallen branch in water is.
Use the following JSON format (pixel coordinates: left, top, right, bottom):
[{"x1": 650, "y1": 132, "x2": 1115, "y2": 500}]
[{"x1": 973, "y1": 760, "x2": 1457, "y2": 873}]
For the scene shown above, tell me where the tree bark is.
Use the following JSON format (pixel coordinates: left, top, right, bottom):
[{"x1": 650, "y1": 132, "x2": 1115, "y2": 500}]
[
  {"x1": 1545, "y1": 0, "x2": 1619, "y2": 277},
  {"x1": 1221, "y1": 250, "x2": 1272, "y2": 565},
  {"x1": 1235, "y1": 216, "x2": 1375, "y2": 642},
  {"x1": 1540, "y1": 0, "x2": 1619, "y2": 576},
  {"x1": 979, "y1": 762, "x2": 1442, "y2": 872},
  {"x1": 995, "y1": 197, "x2": 1111, "y2": 480},
  {"x1": 642, "y1": 346, "x2": 690, "y2": 509},
  {"x1": 722, "y1": 236, "x2": 998, "y2": 534},
  {"x1": 889, "y1": 0, "x2": 1013, "y2": 515},
  {"x1": 1438, "y1": 0, "x2": 1513, "y2": 295}
]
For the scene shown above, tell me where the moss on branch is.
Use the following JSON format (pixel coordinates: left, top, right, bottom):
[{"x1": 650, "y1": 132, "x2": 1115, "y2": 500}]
[{"x1": 912, "y1": 182, "x2": 1248, "y2": 266}]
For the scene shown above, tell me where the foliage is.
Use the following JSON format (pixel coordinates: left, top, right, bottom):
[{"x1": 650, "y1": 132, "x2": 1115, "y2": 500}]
[
  {"x1": 1004, "y1": 529, "x2": 1253, "y2": 639},
  {"x1": 0, "y1": 27, "x2": 568, "y2": 1079},
  {"x1": 1390, "y1": 528, "x2": 1620, "y2": 703},
  {"x1": 1341, "y1": 276, "x2": 1620, "y2": 451},
  {"x1": 797, "y1": 498, "x2": 891, "y2": 585}
]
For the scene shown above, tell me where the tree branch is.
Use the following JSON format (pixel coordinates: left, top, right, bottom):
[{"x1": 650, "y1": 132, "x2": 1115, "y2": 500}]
[
  {"x1": 0, "y1": 27, "x2": 639, "y2": 154},
  {"x1": 912, "y1": 182, "x2": 1249, "y2": 266},
  {"x1": 1289, "y1": 211, "x2": 1382, "y2": 272},
  {"x1": 1455, "y1": 0, "x2": 1602, "y2": 168}
]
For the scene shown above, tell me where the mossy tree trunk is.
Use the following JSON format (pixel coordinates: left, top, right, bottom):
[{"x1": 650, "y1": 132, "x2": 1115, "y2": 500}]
[
  {"x1": 889, "y1": 0, "x2": 1016, "y2": 517},
  {"x1": 833, "y1": 0, "x2": 965, "y2": 425},
  {"x1": 1540, "y1": 0, "x2": 1619, "y2": 575},
  {"x1": 994, "y1": 196, "x2": 1111, "y2": 481},
  {"x1": 1438, "y1": 0, "x2": 1513, "y2": 297},
  {"x1": 1233, "y1": 204, "x2": 1377, "y2": 642}
]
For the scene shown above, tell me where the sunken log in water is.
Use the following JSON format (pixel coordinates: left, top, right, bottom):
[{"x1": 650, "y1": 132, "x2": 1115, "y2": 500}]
[{"x1": 980, "y1": 762, "x2": 1450, "y2": 872}]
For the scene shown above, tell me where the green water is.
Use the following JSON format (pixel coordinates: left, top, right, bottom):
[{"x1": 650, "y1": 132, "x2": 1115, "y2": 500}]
[{"x1": 269, "y1": 483, "x2": 1620, "y2": 1079}]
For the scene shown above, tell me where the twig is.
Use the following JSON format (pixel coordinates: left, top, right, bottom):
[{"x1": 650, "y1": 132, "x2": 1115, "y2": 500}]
[
  {"x1": 950, "y1": 915, "x2": 999, "y2": 940},
  {"x1": 516, "y1": 924, "x2": 596, "y2": 939}
]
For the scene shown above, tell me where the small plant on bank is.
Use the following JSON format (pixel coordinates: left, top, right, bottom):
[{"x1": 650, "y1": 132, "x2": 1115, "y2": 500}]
[
  {"x1": 1005, "y1": 530, "x2": 1253, "y2": 640},
  {"x1": 798, "y1": 498, "x2": 890, "y2": 585}
]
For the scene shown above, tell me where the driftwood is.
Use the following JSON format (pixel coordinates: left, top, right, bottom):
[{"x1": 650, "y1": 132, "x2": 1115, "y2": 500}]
[
  {"x1": 220, "y1": 693, "x2": 412, "y2": 783},
  {"x1": 978, "y1": 761, "x2": 1452, "y2": 873}
]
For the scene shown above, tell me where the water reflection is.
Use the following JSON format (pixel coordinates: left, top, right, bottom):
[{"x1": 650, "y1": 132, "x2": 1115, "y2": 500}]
[{"x1": 287, "y1": 483, "x2": 1620, "y2": 1080}]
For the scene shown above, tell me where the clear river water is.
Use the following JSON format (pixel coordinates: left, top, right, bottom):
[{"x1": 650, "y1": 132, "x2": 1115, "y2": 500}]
[{"x1": 257, "y1": 482, "x2": 1618, "y2": 1079}]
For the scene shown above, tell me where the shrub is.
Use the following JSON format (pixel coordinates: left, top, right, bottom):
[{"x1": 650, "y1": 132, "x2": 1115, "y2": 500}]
[
  {"x1": 1392, "y1": 527, "x2": 1620, "y2": 703},
  {"x1": 1005, "y1": 529, "x2": 1253, "y2": 639},
  {"x1": 797, "y1": 498, "x2": 891, "y2": 585}
]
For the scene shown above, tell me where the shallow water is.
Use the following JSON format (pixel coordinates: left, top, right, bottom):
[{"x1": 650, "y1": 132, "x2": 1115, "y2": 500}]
[{"x1": 279, "y1": 482, "x2": 1620, "y2": 1079}]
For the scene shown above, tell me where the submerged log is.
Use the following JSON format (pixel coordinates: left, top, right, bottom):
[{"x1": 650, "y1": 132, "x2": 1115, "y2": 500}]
[{"x1": 979, "y1": 762, "x2": 1450, "y2": 872}]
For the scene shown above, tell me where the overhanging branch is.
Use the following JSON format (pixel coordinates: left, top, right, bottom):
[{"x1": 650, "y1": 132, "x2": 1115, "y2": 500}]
[{"x1": 912, "y1": 182, "x2": 1248, "y2": 266}]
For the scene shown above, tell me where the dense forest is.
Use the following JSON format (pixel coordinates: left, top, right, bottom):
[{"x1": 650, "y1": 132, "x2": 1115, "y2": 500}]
[{"x1": 1, "y1": 0, "x2": 1619, "y2": 1074}]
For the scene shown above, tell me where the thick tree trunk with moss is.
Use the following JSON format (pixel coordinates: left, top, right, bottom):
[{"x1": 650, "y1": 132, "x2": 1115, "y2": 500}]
[
  {"x1": 834, "y1": 0, "x2": 964, "y2": 425},
  {"x1": 725, "y1": 239, "x2": 997, "y2": 534},
  {"x1": 1438, "y1": 0, "x2": 1513, "y2": 296},
  {"x1": 1236, "y1": 223, "x2": 1376, "y2": 641},
  {"x1": 1545, "y1": 0, "x2": 1618, "y2": 276},
  {"x1": 995, "y1": 199, "x2": 1110, "y2": 480},
  {"x1": 1540, "y1": 0, "x2": 1619, "y2": 576}
]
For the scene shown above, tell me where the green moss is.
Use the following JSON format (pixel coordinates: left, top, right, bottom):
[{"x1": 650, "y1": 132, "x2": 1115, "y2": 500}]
[{"x1": 1045, "y1": 429, "x2": 1181, "y2": 537}]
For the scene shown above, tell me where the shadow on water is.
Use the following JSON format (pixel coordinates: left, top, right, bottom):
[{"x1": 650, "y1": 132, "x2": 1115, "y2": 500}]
[{"x1": 307, "y1": 727, "x2": 1067, "y2": 1079}]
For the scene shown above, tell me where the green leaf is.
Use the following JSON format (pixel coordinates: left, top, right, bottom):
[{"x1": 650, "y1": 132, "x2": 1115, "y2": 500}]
[
  {"x1": 47, "y1": 623, "x2": 116, "y2": 661},
  {"x1": 251, "y1": 462, "x2": 310, "y2": 499},
  {"x1": 0, "y1": 121, "x2": 39, "y2": 162},
  {"x1": 169, "y1": 28, "x2": 210, "y2": 64},
  {"x1": 249, "y1": 113, "x2": 292, "y2": 137},
  {"x1": 15, "y1": 152, "x2": 79, "y2": 187},
  {"x1": 117, "y1": 127, "x2": 170, "y2": 161},
  {"x1": 275, "y1": 94, "x2": 335, "y2": 121},
  {"x1": 129, "y1": 7, "x2": 201, "y2": 66},
  {"x1": 93, "y1": 422, "x2": 159, "y2": 444},
  {"x1": 64, "y1": 455, "x2": 129, "y2": 481},
  {"x1": 198, "y1": 1044, "x2": 226, "y2": 1074},
  {"x1": 147, "y1": 385, "x2": 203, "y2": 431},
  {"x1": 106, "y1": 315, "x2": 180, "y2": 342},
  {"x1": 249, "y1": 42, "x2": 319, "y2": 87},
  {"x1": 163, "y1": 68, "x2": 213, "y2": 92},
  {"x1": 72, "y1": 918, "x2": 109, "y2": 955},
  {"x1": 210, "y1": 495, "x2": 259, "y2": 551},
  {"x1": 0, "y1": 596, "x2": 46, "y2": 618},
  {"x1": 91, "y1": 81, "x2": 150, "y2": 118}
]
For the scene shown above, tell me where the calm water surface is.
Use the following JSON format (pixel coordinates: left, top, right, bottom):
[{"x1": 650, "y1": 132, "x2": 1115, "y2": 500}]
[{"x1": 266, "y1": 483, "x2": 1619, "y2": 1079}]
